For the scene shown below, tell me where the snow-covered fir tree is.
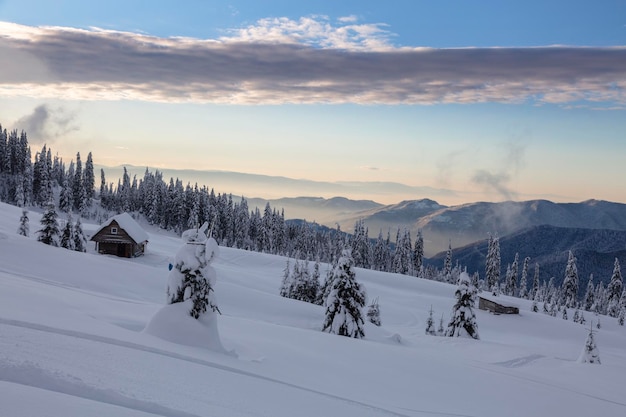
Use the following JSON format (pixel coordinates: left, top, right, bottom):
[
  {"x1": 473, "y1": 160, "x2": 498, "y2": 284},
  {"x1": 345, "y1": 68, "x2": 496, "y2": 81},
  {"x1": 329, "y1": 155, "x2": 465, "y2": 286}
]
[
  {"x1": 618, "y1": 290, "x2": 626, "y2": 326},
  {"x1": 322, "y1": 249, "x2": 367, "y2": 339},
  {"x1": 562, "y1": 251, "x2": 579, "y2": 309},
  {"x1": 584, "y1": 274, "x2": 595, "y2": 312},
  {"x1": 18, "y1": 209, "x2": 29, "y2": 237},
  {"x1": 37, "y1": 200, "x2": 59, "y2": 246},
  {"x1": 366, "y1": 297, "x2": 381, "y2": 327},
  {"x1": 166, "y1": 222, "x2": 220, "y2": 319},
  {"x1": 279, "y1": 258, "x2": 293, "y2": 298},
  {"x1": 578, "y1": 323, "x2": 601, "y2": 364},
  {"x1": 60, "y1": 214, "x2": 75, "y2": 250},
  {"x1": 607, "y1": 258, "x2": 623, "y2": 317},
  {"x1": 505, "y1": 253, "x2": 519, "y2": 296},
  {"x1": 290, "y1": 259, "x2": 319, "y2": 304},
  {"x1": 531, "y1": 263, "x2": 540, "y2": 301},
  {"x1": 392, "y1": 228, "x2": 412, "y2": 275},
  {"x1": 446, "y1": 272, "x2": 479, "y2": 339},
  {"x1": 443, "y1": 240, "x2": 453, "y2": 283},
  {"x1": 425, "y1": 305, "x2": 436, "y2": 335},
  {"x1": 519, "y1": 256, "x2": 530, "y2": 299},
  {"x1": 435, "y1": 314, "x2": 444, "y2": 336},
  {"x1": 73, "y1": 217, "x2": 87, "y2": 253},
  {"x1": 413, "y1": 230, "x2": 424, "y2": 277},
  {"x1": 485, "y1": 234, "x2": 501, "y2": 296}
]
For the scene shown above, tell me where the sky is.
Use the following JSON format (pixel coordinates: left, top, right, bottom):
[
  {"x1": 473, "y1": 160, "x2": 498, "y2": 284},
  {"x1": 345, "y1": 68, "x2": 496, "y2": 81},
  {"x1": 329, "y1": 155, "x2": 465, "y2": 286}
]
[{"x1": 1, "y1": 0, "x2": 626, "y2": 205}]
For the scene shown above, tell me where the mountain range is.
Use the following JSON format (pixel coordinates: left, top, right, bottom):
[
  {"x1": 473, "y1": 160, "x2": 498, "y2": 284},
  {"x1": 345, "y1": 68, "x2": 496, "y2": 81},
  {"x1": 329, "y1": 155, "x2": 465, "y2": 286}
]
[{"x1": 247, "y1": 197, "x2": 626, "y2": 257}]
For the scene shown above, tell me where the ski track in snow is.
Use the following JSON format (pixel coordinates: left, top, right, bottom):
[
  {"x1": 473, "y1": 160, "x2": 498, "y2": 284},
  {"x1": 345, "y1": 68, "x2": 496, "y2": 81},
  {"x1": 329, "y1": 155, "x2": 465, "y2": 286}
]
[
  {"x1": 492, "y1": 354, "x2": 545, "y2": 368},
  {"x1": 475, "y1": 361, "x2": 626, "y2": 410},
  {"x1": 0, "y1": 317, "x2": 448, "y2": 417},
  {"x1": 0, "y1": 266, "x2": 150, "y2": 305}
]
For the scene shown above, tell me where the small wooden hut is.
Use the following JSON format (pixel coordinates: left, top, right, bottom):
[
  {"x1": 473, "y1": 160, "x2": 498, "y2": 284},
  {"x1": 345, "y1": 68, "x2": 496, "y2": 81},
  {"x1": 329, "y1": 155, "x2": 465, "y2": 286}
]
[
  {"x1": 91, "y1": 212, "x2": 148, "y2": 258},
  {"x1": 478, "y1": 295, "x2": 519, "y2": 315}
]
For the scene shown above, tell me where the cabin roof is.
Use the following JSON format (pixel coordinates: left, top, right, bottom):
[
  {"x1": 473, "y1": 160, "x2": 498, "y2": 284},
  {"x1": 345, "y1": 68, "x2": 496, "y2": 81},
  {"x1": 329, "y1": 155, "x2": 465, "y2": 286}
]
[
  {"x1": 478, "y1": 294, "x2": 520, "y2": 309},
  {"x1": 94, "y1": 212, "x2": 149, "y2": 243}
]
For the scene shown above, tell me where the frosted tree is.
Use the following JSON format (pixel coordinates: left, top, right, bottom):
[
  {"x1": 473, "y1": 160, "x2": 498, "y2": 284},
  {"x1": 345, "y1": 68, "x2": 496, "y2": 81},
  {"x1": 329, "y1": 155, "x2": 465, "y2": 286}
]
[
  {"x1": 562, "y1": 251, "x2": 579, "y2": 309},
  {"x1": 607, "y1": 258, "x2": 623, "y2": 317},
  {"x1": 531, "y1": 263, "x2": 540, "y2": 301},
  {"x1": 437, "y1": 314, "x2": 445, "y2": 336},
  {"x1": 578, "y1": 323, "x2": 600, "y2": 364},
  {"x1": 366, "y1": 297, "x2": 381, "y2": 326},
  {"x1": 618, "y1": 290, "x2": 626, "y2": 326},
  {"x1": 17, "y1": 209, "x2": 29, "y2": 237},
  {"x1": 443, "y1": 240, "x2": 453, "y2": 283},
  {"x1": 485, "y1": 234, "x2": 501, "y2": 296},
  {"x1": 583, "y1": 274, "x2": 595, "y2": 312},
  {"x1": 322, "y1": 249, "x2": 367, "y2": 339},
  {"x1": 446, "y1": 272, "x2": 479, "y2": 339},
  {"x1": 73, "y1": 217, "x2": 87, "y2": 253},
  {"x1": 37, "y1": 201, "x2": 59, "y2": 246},
  {"x1": 166, "y1": 222, "x2": 220, "y2": 319},
  {"x1": 519, "y1": 257, "x2": 530, "y2": 299},
  {"x1": 60, "y1": 215, "x2": 75, "y2": 250},
  {"x1": 58, "y1": 178, "x2": 73, "y2": 213},
  {"x1": 413, "y1": 230, "x2": 424, "y2": 277},
  {"x1": 425, "y1": 305, "x2": 436, "y2": 335},
  {"x1": 279, "y1": 258, "x2": 293, "y2": 298},
  {"x1": 505, "y1": 253, "x2": 519, "y2": 296}
]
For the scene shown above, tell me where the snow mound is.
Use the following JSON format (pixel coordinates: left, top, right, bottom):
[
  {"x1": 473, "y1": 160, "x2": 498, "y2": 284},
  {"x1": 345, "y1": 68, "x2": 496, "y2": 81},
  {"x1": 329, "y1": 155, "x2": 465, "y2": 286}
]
[{"x1": 143, "y1": 300, "x2": 226, "y2": 353}]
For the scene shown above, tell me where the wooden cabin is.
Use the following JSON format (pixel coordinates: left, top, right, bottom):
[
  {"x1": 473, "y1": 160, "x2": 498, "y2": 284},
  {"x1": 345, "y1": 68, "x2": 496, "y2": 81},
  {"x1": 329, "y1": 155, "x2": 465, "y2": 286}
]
[
  {"x1": 478, "y1": 296, "x2": 519, "y2": 315},
  {"x1": 91, "y1": 212, "x2": 149, "y2": 258}
]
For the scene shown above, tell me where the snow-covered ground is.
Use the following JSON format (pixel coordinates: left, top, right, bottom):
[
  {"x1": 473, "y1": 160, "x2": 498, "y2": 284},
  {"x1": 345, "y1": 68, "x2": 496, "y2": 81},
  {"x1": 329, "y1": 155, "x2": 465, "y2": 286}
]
[{"x1": 1, "y1": 201, "x2": 625, "y2": 417}]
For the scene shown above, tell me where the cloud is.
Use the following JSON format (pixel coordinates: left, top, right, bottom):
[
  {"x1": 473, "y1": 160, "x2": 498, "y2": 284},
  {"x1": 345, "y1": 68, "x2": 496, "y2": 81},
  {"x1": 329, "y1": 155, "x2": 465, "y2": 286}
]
[
  {"x1": 12, "y1": 104, "x2": 78, "y2": 144},
  {"x1": 0, "y1": 19, "x2": 625, "y2": 105}
]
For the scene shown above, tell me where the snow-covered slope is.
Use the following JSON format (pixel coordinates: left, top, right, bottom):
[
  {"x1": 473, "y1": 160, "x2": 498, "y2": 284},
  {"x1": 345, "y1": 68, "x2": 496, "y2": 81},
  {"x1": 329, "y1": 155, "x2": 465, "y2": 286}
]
[{"x1": 1, "y1": 202, "x2": 625, "y2": 417}]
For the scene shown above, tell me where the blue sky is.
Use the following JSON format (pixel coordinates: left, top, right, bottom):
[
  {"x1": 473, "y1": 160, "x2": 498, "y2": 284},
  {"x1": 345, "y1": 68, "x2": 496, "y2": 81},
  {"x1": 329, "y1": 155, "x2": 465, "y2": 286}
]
[{"x1": 1, "y1": 0, "x2": 625, "y2": 205}]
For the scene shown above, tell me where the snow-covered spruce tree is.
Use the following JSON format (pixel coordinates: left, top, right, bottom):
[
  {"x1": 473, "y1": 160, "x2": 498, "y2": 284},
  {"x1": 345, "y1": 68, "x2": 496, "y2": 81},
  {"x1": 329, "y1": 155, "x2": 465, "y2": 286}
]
[
  {"x1": 607, "y1": 258, "x2": 623, "y2": 317},
  {"x1": 485, "y1": 234, "x2": 501, "y2": 296},
  {"x1": 37, "y1": 200, "x2": 60, "y2": 246},
  {"x1": 519, "y1": 256, "x2": 530, "y2": 299},
  {"x1": 413, "y1": 230, "x2": 424, "y2": 277},
  {"x1": 443, "y1": 240, "x2": 453, "y2": 283},
  {"x1": 366, "y1": 297, "x2": 381, "y2": 327},
  {"x1": 618, "y1": 290, "x2": 626, "y2": 326},
  {"x1": 563, "y1": 251, "x2": 579, "y2": 309},
  {"x1": 60, "y1": 215, "x2": 75, "y2": 250},
  {"x1": 446, "y1": 272, "x2": 479, "y2": 339},
  {"x1": 17, "y1": 209, "x2": 29, "y2": 237},
  {"x1": 425, "y1": 306, "x2": 436, "y2": 335},
  {"x1": 166, "y1": 222, "x2": 220, "y2": 319},
  {"x1": 279, "y1": 258, "x2": 293, "y2": 298},
  {"x1": 505, "y1": 253, "x2": 519, "y2": 297},
  {"x1": 437, "y1": 314, "x2": 445, "y2": 336},
  {"x1": 322, "y1": 249, "x2": 367, "y2": 339},
  {"x1": 531, "y1": 263, "x2": 540, "y2": 301},
  {"x1": 73, "y1": 217, "x2": 87, "y2": 253},
  {"x1": 578, "y1": 324, "x2": 601, "y2": 364},
  {"x1": 584, "y1": 274, "x2": 595, "y2": 312}
]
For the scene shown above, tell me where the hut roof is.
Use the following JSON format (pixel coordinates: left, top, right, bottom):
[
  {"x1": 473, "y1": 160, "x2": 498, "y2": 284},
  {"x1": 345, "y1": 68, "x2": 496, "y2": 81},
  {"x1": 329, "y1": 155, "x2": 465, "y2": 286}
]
[{"x1": 94, "y1": 212, "x2": 149, "y2": 243}]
